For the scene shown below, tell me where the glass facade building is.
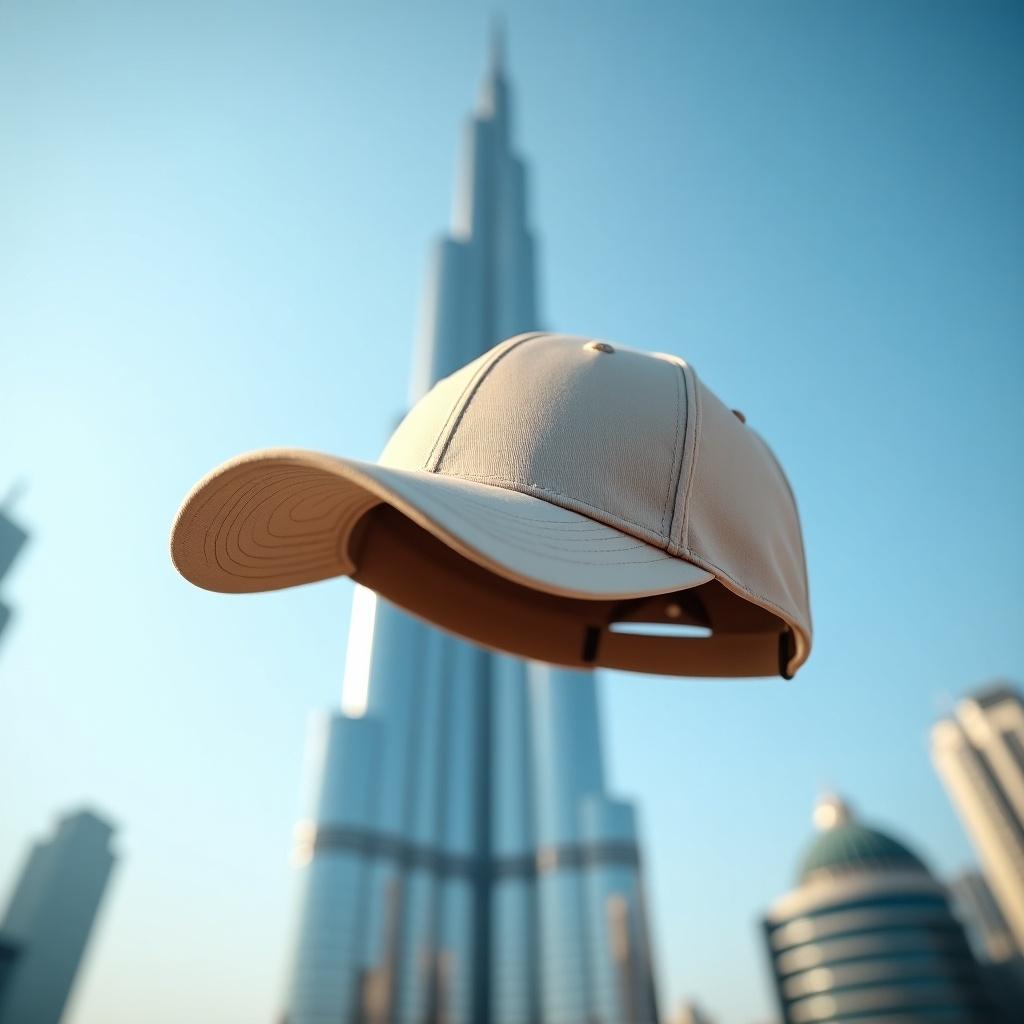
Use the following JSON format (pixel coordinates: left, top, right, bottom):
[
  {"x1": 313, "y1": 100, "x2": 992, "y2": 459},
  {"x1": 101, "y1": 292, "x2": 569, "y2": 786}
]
[
  {"x1": 762, "y1": 795, "x2": 991, "y2": 1023},
  {"x1": 0, "y1": 809, "x2": 117, "y2": 1024},
  {"x1": 280, "y1": 36, "x2": 659, "y2": 1024}
]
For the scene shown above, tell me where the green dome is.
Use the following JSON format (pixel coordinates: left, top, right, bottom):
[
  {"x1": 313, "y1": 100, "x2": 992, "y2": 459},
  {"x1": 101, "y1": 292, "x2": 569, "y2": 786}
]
[{"x1": 798, "y1": 795, "x2": 928, "y2": 884}]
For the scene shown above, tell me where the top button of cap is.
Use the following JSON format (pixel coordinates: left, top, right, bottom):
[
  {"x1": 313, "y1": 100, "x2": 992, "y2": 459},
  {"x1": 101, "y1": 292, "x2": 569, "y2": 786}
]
[{"x1": 585, "y1": 341, "x2": 615, "y2": 354}]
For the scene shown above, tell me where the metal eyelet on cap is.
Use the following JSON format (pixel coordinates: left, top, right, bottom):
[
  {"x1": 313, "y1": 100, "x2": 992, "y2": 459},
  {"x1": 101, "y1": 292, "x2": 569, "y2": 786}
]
[
  {"x1": 732, "y1": 409, "x2": 746, "y2": 424},
  {"x1": 585, "y1": 341, "x2": 615, "y2": 354}
]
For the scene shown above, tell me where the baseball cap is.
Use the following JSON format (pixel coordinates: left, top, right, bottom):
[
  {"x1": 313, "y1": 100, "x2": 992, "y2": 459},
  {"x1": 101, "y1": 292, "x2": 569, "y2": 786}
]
[{"x1": 171, "y1": 332, "x2": 811, "y2": 677}]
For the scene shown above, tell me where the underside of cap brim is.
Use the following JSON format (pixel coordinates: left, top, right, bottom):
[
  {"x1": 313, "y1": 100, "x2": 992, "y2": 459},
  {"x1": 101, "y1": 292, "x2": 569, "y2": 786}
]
[{"x1": 170, "y1": 448, "x2": 714, "y2": 601}]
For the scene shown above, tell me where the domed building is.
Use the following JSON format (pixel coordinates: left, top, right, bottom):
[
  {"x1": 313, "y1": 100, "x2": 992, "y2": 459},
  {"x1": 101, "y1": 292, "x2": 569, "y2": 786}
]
[{"x1": 761, "y1": 795, "x2": 993, "y2": 1023}]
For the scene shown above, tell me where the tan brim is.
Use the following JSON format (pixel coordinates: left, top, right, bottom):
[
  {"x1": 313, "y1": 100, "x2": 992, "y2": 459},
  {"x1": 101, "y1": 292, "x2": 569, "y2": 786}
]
[{"x1": 170, "y1": 448, "x2": 713, "y2": 601}]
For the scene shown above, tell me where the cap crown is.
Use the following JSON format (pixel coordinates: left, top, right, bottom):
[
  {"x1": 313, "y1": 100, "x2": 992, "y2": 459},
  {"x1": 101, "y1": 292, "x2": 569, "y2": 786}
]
[{"x1": 381, "y1": 332, "x2": 811, "y2": 668}]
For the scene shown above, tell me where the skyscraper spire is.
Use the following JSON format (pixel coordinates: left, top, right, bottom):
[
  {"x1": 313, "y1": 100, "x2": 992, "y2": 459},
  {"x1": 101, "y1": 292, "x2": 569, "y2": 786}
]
[
  {"x1": 490, "y1": 16, "x2": 505, "y2": 76},
  {"x1": 282, "y1": 35, "x2": 659, "y2": 1024},
  {"x1": 414, "y1": 35, "x2": 535, "y2": 400},
  {"x1": 478, "y1": 17, "x2": 508, "y2": 120}
]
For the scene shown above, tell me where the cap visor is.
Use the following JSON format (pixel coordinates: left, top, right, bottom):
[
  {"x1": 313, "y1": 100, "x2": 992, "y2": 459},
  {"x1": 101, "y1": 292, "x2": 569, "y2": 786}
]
[{"x1": 170, "y1": 448, "x2": 713, "y2": 601}]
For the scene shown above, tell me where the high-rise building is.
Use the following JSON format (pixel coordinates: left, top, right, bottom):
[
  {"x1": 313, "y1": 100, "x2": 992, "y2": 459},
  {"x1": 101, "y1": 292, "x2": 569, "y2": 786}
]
[
  {"x1": 281, "y1": 36, "x2": 659, "y2": 1024},
  {"x1": 761, "y1": 794, "x2": 991, "y2": 1024},
  {"x1": 0, "y1": 809, "x2": 117, "y2": 1024},
  {"x1": 0, "y1": 488, "x2": 29, "y2": 646},
  {"x1": 949, "y1": 869, "x2": 1024, "y2": 1015},
  {"x1": 932, "y1": 683, "x2": 1024, "y2": 956},
  {"x1": 951, "y1": 869, "x2": 1019, "y2": 965}
]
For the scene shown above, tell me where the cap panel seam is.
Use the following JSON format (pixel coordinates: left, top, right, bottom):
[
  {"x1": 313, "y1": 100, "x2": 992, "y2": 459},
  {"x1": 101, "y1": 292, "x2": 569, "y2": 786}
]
[
  {"x1": 444, "y1": 472, "x2": 671, "y2": 551},
  {"x1": 659, "y1": 359, "x2": 684, "y2": 537},
  {"x1": 751, "y1": 428, "x2": 812, "y2": 628},
  {"x1": 424, "y1": 332, "x2": 547, "y2": 472},
  {"x1": 667, "y1": 361, "x2": 700, "y2": 554},
  {"x1": 678, "y1": 545, "x2": 806, "y2": 639}
]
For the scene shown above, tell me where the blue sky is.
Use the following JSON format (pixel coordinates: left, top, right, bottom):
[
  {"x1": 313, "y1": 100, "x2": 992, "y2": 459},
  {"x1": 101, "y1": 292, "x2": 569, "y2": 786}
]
[{"x1": 1, "y1": 2, "x2": 1021, "y2": 1021}]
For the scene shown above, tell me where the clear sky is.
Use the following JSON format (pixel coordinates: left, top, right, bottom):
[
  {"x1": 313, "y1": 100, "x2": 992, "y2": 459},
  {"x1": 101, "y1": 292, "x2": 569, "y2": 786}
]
[{"x1": 1, "y1": 2, "x2": 1021, "y2": 1022}]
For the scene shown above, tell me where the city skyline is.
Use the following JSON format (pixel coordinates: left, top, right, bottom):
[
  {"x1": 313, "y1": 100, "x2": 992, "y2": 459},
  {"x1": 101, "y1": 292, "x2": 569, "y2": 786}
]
[{"x1": 1, "y1": 4, "x2": 1021, "y2": 1023}]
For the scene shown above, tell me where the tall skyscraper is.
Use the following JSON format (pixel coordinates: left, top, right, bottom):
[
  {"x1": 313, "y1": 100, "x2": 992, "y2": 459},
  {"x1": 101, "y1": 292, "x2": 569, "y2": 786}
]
[
  {"x1": 0, "y1": 486, "x2": 29, "y2": 647},
  {"x1": 932, "y1": 684, "x2": 1024, "y2": 955},
  {"x1": 761, "y1": 794, "x2": 991, "y2": 1023},
  {"x1": 949, "y1": 870, "x2": 1024, "y2": 1015},
  {"x1": 281, "y1": 37, "x2": 659, "y2": 1024},
  {"x1": 951, "y1": 870, "x2": 1019, "y2": 966},
  {"x1": 0, "y1": 809, "x2": 117, "y2": 1024}
]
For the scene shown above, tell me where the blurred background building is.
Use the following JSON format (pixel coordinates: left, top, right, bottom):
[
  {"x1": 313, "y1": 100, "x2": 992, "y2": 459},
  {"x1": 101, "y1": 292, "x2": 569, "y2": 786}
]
[
  {"x1": 932, "y1": 684, "x2": 1024, "y2": 957},
  {"x1": 951, "y1": 869, "x2": 1019, "y2": 965},
  {"x1": 670, "y1": 1000, "x2": 714, "y2": 1024},
  {"x1": 281, "y1": 35, "x2": 659, "y2": 1024},
  {"x1": 0, "y1": 485, "x2": 29, "y2": 648},
  {"x1": 761, "y1": 794, "x2": 991, "y2": 1024},
  {"x1": 949, "y1": 869, "x2": 1024, "y2": 1015},
  {"x1": 0, "y1": 809, "x2": 117, "y2": 1024}
]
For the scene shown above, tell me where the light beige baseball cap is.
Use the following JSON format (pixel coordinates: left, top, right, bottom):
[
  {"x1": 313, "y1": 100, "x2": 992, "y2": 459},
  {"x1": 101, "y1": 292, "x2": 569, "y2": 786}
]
[{"x1": 171, "y1": 332, "x2": 811, "y2": 677}]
